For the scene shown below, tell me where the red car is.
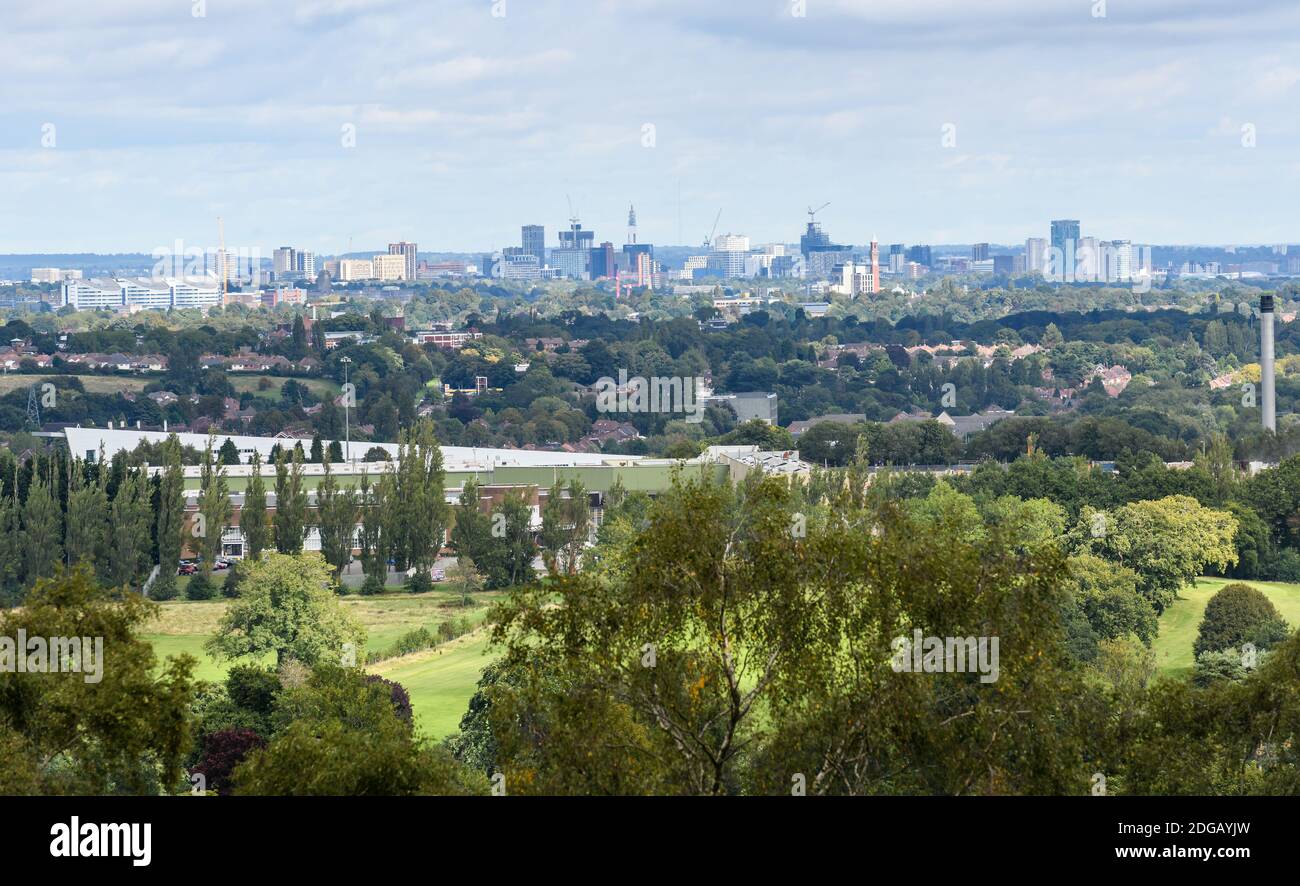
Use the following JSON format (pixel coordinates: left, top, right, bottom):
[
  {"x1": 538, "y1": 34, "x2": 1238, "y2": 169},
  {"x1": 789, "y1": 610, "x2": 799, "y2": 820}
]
[{"x1": 177, "y1": 563, "x2": 197, "y2": 576}]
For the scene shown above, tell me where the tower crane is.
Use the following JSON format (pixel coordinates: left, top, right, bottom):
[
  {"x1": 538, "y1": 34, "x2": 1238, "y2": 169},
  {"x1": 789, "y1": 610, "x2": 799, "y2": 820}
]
[
  {"x1": 703, "y1": 208, "x2": 722, "y2": 250},
  {"x1": 807, "y1": 202, "x2": 830, "y2": 225}
]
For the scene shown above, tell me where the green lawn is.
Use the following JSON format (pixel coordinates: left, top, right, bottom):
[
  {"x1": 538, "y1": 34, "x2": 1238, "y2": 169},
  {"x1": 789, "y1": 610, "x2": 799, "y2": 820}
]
[
  {"x1": 143, "y1": 589, "x2": 500, "y2": 735},
  {"x1": 1153, "y1": 577, "x2": 1300, "y2": 676},
  {"x1": 372, "y1": 632, "x2": 495, "y2": 738},
  {"x1": 228, "y1": 375, "x2": 340, "y2": 398}
]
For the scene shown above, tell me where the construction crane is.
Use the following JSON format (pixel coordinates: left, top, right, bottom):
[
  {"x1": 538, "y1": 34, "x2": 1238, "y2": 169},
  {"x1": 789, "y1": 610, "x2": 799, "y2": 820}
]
[
  {"x1": 807, "y1": 202, "x2": 830, "y2": 225},
  {"x1": 703, "y1": 208, "x2": 722, "y2": 250}
]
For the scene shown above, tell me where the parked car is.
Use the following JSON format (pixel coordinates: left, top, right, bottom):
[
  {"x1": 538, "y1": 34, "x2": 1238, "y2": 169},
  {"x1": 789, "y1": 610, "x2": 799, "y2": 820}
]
[
  {"x1": 213, "y1": 559, "x2": 230, "y2": 571},
  {"x1": 177, "y1": 563, "x2": 197, "y2": 576},
  {"x1": 430, "y1": 569, "x2": 446, "y2": 582}
]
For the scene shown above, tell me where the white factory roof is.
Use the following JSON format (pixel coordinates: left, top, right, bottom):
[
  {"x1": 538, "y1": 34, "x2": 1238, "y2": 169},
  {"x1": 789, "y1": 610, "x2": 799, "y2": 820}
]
[{"x1": 62, "y1": 427, "x2": 640, "y2": 471}]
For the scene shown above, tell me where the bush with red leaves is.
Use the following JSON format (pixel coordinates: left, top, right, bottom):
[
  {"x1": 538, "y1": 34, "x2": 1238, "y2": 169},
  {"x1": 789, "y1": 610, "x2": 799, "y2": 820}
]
[
  {"x1": 192, "y1": 729, "x2": 267, "y2": 795},
  {"x1": 364, "y1": 674, "x2": 413, "y2": 725}
]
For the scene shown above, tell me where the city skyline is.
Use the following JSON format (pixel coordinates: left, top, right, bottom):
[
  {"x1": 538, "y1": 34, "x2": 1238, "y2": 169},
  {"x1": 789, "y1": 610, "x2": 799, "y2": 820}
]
[{"x1": 3, "y1": 0, "x2": 1300, "y2": 252}]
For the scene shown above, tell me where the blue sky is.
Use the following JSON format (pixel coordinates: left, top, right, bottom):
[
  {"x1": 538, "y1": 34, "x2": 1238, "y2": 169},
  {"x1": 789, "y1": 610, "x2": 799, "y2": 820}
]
[{"x1": 2, "y1": 0, "x2": 1299, "y2": 254}]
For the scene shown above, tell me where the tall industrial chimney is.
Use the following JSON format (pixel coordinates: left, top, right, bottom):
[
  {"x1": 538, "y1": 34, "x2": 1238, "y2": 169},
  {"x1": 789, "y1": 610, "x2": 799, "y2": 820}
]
[{"x1": 1261, "y1": 294, "x2": 1276, "y2": 432}]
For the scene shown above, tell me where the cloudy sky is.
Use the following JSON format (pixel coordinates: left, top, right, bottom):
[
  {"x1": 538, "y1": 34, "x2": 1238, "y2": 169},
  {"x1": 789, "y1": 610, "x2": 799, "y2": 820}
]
[{"x1": 2, "y1": 0, "x2": 1299, "y2": 255}]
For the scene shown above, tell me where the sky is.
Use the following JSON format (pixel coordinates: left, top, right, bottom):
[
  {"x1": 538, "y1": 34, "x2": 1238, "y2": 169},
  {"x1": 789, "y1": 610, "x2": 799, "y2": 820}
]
[{"x1": 2, "y1": 0, "x2": 1299, "y2": 255}]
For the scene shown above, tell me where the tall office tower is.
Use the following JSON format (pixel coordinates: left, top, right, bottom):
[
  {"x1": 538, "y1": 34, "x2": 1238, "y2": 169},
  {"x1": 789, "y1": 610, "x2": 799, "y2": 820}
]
[
  {"x1": 870, "y1": 239, "x2": 880, "y2": 293},
  {"x1": 591, "y1": 242, "x2": 617, "y2": 279},
  {"x1": 627, "y1": 205, "x2": 638, "y2": 244},
  {"x1": 388, "y1": 242, "x2": 418, "y2": 281},
  {"x1": 273, "y1": 247, "x2": 295, "y2": 276},
  {"x1": 889, "y1": 243, "x2": 906, "y2": 274},
  {"x1": 522, "y1": 225, "x2": 545, "y2": 267},
  {"x1": 906, "y1": 244, "x2": 932, "y2": 267},
  {"x1": 1104, "y1": 240, "x2": 1133, "y2": 282},
  {"x1": 559, "y1": 222, "x2": 594, "y2": 251},
  {"x1": 1050, "y1": 219, "x2": 1080, "y2": 279},
  {"x1": 972, "y1": 242, "x2": 990, "y2": 261},
  {"x1": 296, "y1": 250, "x2": 316, "y2": 278},
  {"x1": 373, "y1": 253, "x2": 406, "y2": 281},
  {"x1": 1025, "y1": 237, "x2": 1048, "y2": 274},
  {"x1": 1262, "y1": 294, "x2": 1277, "y2": 431}
]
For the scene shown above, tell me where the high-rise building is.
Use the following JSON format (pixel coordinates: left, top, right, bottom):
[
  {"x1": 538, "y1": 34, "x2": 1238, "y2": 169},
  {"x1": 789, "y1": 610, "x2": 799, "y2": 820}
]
[
  {"x1": 906, "y1": 245, "x2": 932, "y2": 267},
  {"x1": 869, "y1": 239, "x2": 880, "y2": 293},
  {"x1": 372, "y1": 253, "x2": 406, "y2": 282},
  {"x1": 388, "y1": 242, "x2": 418, "y2": 281},
  {"x1": 972, "y1": 243, "x2": 990, "y2": 261},
  {"x1": 800, "y1": 216, "x2": 850, "y2": 280},
  {"x1": 273, "y1": 247, "x2": 295, "y2": 276},
  {"x1": 1025, "y1": 238, "x2": 1048, "y2": 274},
  {"x1": 1077, "y1": 236, "x2": 1100, "y2": 282},
  {"x1": 522, "y1": 225, "x2": 545, "y2": 267},
  {"x1": 1050, "y1": 220, "x2": 1080, "y2": 280},
  {"x1": 711, "y1": 234, "x2": 751, "y2": 278},
  {"x1": 558, "y1": 223, "x2": 594, "y2": 252},
  {"x1": 339, "y1": 259, "x2": 374, "y2": 281},
  {"x1": 888, "y1": 244, "x2": 906, "y2": 274},
  {"x1": 1103, "y1": 240, "x2": 1134, "y2": 283},
  {"x1": 591, "y1": 242, "x2": 617, "y2": 279}
]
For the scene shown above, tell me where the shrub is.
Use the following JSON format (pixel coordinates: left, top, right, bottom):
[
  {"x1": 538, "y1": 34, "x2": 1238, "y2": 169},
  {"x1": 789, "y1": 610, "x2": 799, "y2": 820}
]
[
  {"x1": 406, "y1": 572, "x2": 433, "y2": 595},
  {"x1": 192, "y1": 728, "x2": 267, "y2": 795},
  {"x1": 1194, "y1": 583, "x2": 1286, "y2": 657},
  {"x1": 187, "y1": 571, "x2": 217, "y2": 601},
  {"x1": 1192, "y1": 649, "x2": 1246, "y2": 688},
  {"x1": 364, "y1": 674, "x2": 413, "y2": 725},
  {"x1": 222, "y1": 563, "x2": 244, "y2": 598},
  {"x1": 360, "y1": 573, "x2": 386, "y2": 596},
  {"x1": 150, "y1": 573, "x2": 179, "y2": 601}
]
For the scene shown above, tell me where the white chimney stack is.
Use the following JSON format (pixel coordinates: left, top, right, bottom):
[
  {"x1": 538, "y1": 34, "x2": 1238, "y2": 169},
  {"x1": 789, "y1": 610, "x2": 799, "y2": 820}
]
[{"x1": 1261, "y1": 294, "x2": 1276, "y2": 432}]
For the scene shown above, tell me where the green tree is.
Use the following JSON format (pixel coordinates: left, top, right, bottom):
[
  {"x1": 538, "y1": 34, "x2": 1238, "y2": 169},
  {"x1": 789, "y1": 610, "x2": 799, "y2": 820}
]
[
  {"x1": 107, "y1": 469, "x2": 152, "y2": 589},
  {"x1": 232, "y1": 665, "x2": 485, "y2": 796},
  {"x1": 539, "y1": 478, "x2": 590, "y2": 576},
  {"x1": 1194, "y1": 582, "x2": 1289, "y2": 656},
  {"x1": 64, "y1": 456, "x2": 108, "y2": 571},
  {"x1": 1075, "y1": 496, "x2": 1238, "y2": 612},
  {"x1": 392, "y1": 418, "x2": 448, "y2": 579},
  {"x1": 316, "y1": 460, "x2": 358, "y2": 580},
  {"x1": 20, "y1": 468, "x2": 62, "y2": 585},
  {"x1": 0, "y1": 567, "x2": 195, "y2": 794},
  {"x1": 196, "y1": 435, "x2": 234, "y2": 576},
  {"x1": 207, "y1": 553, "x2": 365, "y2": 668},
  {"x1": 242, "y1": 451, "x2": 270, "y2": 561},
  {"x1": 450, "y1": 478, "x2": 493, "y2": 569},
  {"x1": 273, "y1": 447, "x2": 308, "y2": 554},
  {"x1": 218, "y1": 437, "x2": 242, "y2": 466},
  {"x1": 480, "y1": 490, "x2": 535, "y2": 589},
  {"x1": 154, "y1": 436, "x2": 186, "y2": 596}
]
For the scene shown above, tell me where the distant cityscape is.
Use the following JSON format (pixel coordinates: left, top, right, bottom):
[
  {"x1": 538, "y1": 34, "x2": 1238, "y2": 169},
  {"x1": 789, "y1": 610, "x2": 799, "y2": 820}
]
[{"x1": 6, "y1": 208, "x2": 1300, "y2": 314}]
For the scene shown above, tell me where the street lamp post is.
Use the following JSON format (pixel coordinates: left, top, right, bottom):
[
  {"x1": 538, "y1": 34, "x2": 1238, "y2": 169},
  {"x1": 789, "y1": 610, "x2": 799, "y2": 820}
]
[{"x1": 340, "y1": 356, "x2": 352, "y2": 464}]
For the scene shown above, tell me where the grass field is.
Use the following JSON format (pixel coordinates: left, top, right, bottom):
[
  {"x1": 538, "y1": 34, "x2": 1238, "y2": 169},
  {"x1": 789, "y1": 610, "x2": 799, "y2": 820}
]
[
  {"x1": 0, "y1": 373, "x2": 151, "y2": 394},
  {"x1": 227, "y1": 375, "x2": 340, "y2": 398},
  {"x1": 143, "y1": 588, "x2": 502, "y2": 737},
  {"x1": 372, "y1": 632, "x2": 494, "y2": 737},
  {"x1": 1153, "y1": 577, "x2": 1300, "y2": 677}
]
